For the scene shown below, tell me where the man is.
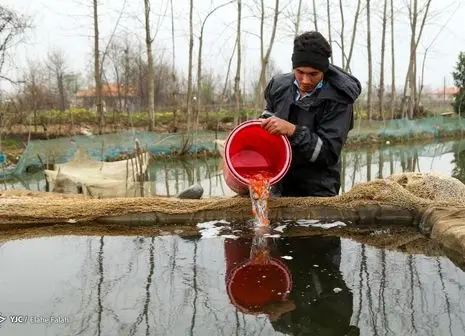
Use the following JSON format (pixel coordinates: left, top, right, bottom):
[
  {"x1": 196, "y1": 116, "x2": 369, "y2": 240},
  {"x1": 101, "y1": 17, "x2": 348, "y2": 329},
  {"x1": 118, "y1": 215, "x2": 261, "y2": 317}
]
[{"x1": 260, "y1": 31, "x2": 361, "y2": 197}]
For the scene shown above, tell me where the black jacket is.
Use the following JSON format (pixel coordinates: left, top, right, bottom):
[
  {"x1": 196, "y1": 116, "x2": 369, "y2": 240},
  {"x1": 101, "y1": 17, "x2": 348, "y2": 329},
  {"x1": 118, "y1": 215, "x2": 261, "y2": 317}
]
[{"x1": 262, "y1": 65, "x2": 361, "y2": 196}]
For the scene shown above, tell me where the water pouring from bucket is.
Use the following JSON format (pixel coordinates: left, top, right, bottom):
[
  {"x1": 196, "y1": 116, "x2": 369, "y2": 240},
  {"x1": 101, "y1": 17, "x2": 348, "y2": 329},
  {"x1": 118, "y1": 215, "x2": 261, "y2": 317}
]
[
  {"x1": 249, "y1": 174, "x2": 271, "y2": 225},
  {"x1": 220, "y1": 121, "x2": 294, "y2": 316},
  {"x1": 222, "y1": 120, "x2": 292, "y2": 225}
]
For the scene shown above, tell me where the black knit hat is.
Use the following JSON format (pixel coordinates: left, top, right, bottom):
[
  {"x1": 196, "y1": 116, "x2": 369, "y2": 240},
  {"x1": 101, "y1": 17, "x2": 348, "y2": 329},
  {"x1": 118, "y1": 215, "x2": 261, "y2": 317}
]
[{"x1": 292, "y1": 31, "x2": 332, "y2": 72}]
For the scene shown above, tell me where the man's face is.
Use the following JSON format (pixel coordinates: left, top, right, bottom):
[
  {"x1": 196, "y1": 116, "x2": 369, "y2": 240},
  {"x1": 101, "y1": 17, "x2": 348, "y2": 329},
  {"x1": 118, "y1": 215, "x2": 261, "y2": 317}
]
[{"x1": 294, "y1": 66, "x2": 324, "y2": 93}]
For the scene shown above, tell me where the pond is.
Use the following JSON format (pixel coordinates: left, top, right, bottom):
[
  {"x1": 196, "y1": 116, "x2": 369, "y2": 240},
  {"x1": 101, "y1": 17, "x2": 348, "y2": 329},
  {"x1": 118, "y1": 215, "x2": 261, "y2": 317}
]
[
  {"x1": 0, "y1": 138, "x2": 465, "y2": 335},
  {"x1": 0, "y1": 232, "x2": 464, "y2": 335},
  {"x1": 2, "y1": 138, "x2": 465, "y2": 196}
]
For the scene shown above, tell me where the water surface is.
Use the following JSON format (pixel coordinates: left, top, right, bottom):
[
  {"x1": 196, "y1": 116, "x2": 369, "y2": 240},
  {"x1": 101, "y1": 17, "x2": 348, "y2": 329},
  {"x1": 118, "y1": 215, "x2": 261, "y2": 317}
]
[
  {"x1": 0, "y1": 233, "x2": 464, "y2": 335},
  {"x1": 1, "y1": 139, "x2": 465, "y2": 335}
]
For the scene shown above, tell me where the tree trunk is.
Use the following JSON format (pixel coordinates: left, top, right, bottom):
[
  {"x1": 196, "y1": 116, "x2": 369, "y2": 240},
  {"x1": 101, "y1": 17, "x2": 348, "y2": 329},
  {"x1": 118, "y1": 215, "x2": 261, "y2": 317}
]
[
  {"x1": 31, "y1": 74, "x2": 38, "y2": 132},
  {"x1": 220, "y1": 40, "x2": 237, "y2": 106},
  {"x1": 312, "y1": 0, "x2": 318, "y2": 31},
  {"x1": 113, "y1": 64, "x2": 121, "y2": 114},
  {"x1": 326, "y1": 0, "x2": 333, "y2": 64},
  {"x1": 256, "y1": 0, "x2": 280, "y2": 109},
  {"x1": 401, "y1": 58, "x2": 412, "y2": 119},
  {"x1": 418, "y1": 47, "x2": 429, "y2": 104},
  {"x1": 57, "y1": 73, "x2": 66, "y2": 111},
  {"x1": 345, "y1": 0, "x2": 361, "y2": 71},
  {"x1": 412, "y1": 0, "x2": 432, "y2": 115},
  {"x1": 390, "y1": 0, "x2": 396, "y2": 119},
  {"x1": 256, "y1": 0, "x2": 265, "y2": 108},
  {"x1": 144, "y1": 0, "x2": 155, "y2": 131},
  {"x1": 196, "y1": 31, "x2": 203, "y2": 131},
  {"x1": 137, "y1": 50, "x2": 144, "y2": 113},
  {"x1": 124, "y1": 47, "x2": 130, "y2": 116},
  {"x1": 379, "y1": 0, "x2": 387, "y2": 122},
  {"x1": 401, "y1": 0, "x2": 432, "y2": 119},
  {"x1": 93, "y1": 0, "x2": 104, "y2": 134},
  {"x1": 186, "y1": 0, "x2": 194, "y2": 132},
  {"x1": 170, "y1": 0, "x2": 176, "y2": 95},
  {"x1": 196, "y1": 1, "x2": 233, "y2": 130},
  {"x1": 366, "y1": 0, "x2": 373, "y2": 121},
  {"x1": 294, "y1": 0, "x2": 303, "y2": 37},
  {"x1": 408, "y1": 54, "x2": 416, "y2": 119},
  {"x1": 407, "y1": 0, "x2": 418, "y2": 119},
  {"x1": 338, "y1": 0, "x2": 345, "y2": 69},
  {"x1": 113, "y1": 68, "x2": 120, "y2": 127},
  {"x1": 234, "y1": 0, "x2": 242, "y2": 126},
  {"x1": 170, "y1": 0, "x2": 177, "y2": 130}
]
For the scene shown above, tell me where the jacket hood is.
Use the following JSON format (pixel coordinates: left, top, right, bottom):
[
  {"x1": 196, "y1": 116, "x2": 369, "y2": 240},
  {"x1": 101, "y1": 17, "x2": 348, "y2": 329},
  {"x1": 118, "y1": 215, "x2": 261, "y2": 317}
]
[{"x1": 320, "y1": 64, "x2": 362, "y2": 104}]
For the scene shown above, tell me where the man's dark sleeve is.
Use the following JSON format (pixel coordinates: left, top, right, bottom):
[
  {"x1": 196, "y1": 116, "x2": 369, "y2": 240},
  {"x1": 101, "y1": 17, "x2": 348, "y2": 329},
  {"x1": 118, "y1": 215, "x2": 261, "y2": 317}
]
[{"x1": 289, "y1": 102, "x2": 353, "y2": 166}]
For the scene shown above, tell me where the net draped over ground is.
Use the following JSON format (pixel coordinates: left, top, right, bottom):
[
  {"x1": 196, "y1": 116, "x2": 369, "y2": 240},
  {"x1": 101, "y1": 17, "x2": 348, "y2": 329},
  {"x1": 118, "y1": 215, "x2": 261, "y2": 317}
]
[
  {"x1": 1, "y1": 172, "x2": 465, "y2": 223},
  {"x1": 7, "y1": 116, "x2": 465, "y2": 179}
]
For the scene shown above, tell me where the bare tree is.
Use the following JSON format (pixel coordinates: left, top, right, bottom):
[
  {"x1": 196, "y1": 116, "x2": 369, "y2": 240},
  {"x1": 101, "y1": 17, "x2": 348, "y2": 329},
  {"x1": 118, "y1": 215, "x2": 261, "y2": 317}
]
[
  {"x1": 282, "y1": 0, "x2": 316, "y2": 41},
  {"x1": 418, "y1": 46, "x2": 429, "y2": 104},
  {"x1": 294, "y1": 0, "x2": 303, "y2": 36},
  {"x1": 390, "y1": 0, "x2": 396, "y2": 119},
  {"x1": 338, "y1": 0, "x2": 345, "y2": 69},
  {"x1": 186, "y1": 0, "x2": 194, "y2": 132},
  {"x1": 90, "y1": 0, "x2": 127, "y2": 132},
  {"x1": 345, "y1": 0, "x2": 361, "y2": 71},
  {"x1": 379, "y1": 0, "x2": 388, "y2": 121},
  {"x1": 46, "y1": 50, "x2": 67, "y2": 111},
  {"x1": 144, "y1": 0, "x2": 155, "y2": 131},
  {"x1": 312, "y1": 0, "x2": 319, "y2": 31},
  {"x1": 123, "y1": 41, "x2": 131, "y2": 115},
  {"x1": 255, "y1": 0, "x2": 280, "y2": 108},
  {"x1": 418, "y1": 7, "x2": 457, "y2": 105},
  {"x1": 234, "y1": 0, "x2": 243, "y2": 126},
  {"x1": 104, "y1": 42, "x2": 122, "y2": 112},
  {"x1": 170, "y1": 0, "x2": 177, "y2": 101},
  {"x1": 103, "y1": 38, "x2": 135, "y2": 114},
  {"x1": 326, "y1": 0, "x2": 333, "y2": 64},
  {"x1": 140, "y1": 0, "x2": 170, "y2": 120},
  {"x1": 366, "y1": 0, "x2": 373, "y2": 120},
  {"x1": 401, "y1": 0, "x2": 433, "y2": 119},
  {"x1": 0, "y1": 5, "x2": 30, "y2": 83},
  {"x1": 220, "y1": 39, "x2": 237, "y2": 107},
  {"x1": 22, "y1": 60, "x2": 48, "y2": 131},
  {"x1": 92, "y1": 0, "x2": 104, "y2": 134},
  {"x1": 196, "y1": 1, "x2": 234, "y2": 129}
]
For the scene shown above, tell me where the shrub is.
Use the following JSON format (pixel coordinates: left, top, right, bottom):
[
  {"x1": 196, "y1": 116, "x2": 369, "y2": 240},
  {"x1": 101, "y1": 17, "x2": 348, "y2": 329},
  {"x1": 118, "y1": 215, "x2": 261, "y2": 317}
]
[{"x1": 453, "y1": 90, "x2": 465, "y2": 115}]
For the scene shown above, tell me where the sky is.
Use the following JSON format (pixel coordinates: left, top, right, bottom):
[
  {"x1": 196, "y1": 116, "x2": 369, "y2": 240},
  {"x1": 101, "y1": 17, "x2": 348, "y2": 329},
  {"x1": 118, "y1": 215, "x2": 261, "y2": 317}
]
[{"x1": 2, "y1": 0, "x2": 465, "y2": 94}]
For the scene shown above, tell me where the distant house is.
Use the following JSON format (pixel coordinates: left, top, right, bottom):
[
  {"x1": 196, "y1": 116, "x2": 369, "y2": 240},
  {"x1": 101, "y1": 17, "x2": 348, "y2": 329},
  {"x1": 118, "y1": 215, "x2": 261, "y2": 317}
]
[
  {"x1": 427, "y1": 86, "x2": 460, "y2": 100},
  {"x1": 74, "y1": 83, "x2": 138, "y2": 111}
]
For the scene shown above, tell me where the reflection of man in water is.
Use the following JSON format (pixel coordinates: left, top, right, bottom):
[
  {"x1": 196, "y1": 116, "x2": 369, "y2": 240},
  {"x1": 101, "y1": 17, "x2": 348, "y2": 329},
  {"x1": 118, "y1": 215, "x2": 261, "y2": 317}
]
[{"x1": 224, "y1": 235, "x2": 359, "y2": 336}]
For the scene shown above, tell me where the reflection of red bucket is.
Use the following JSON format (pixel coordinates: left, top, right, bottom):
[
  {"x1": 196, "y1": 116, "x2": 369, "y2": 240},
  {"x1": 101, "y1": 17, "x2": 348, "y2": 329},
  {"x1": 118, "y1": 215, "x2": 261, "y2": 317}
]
[
  {"x1": 226, "y1": 257, "x2": 292, "y2": 314},
  {"x1": 223, "y1": 120, "x2": 292, "y2": 194}
]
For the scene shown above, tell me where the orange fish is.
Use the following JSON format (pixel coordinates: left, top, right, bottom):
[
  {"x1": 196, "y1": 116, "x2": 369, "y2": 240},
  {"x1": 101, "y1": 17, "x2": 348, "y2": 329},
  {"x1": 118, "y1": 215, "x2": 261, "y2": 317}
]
[{"x1": 248, "y1": 174, "x2": 271, "y2": 226}]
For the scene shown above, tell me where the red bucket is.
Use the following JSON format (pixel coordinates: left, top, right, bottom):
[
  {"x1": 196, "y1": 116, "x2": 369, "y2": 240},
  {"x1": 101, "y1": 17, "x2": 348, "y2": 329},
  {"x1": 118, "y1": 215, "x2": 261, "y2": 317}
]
[{"x1": 223, "y1": 120, "x2": 292, "y2": 194}]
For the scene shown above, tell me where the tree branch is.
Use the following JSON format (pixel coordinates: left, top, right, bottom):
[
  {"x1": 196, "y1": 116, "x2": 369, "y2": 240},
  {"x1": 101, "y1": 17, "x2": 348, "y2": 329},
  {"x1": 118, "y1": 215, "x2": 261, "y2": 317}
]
[{"x1": 0, "y1": 74, "x2": 22, "y2": 84}]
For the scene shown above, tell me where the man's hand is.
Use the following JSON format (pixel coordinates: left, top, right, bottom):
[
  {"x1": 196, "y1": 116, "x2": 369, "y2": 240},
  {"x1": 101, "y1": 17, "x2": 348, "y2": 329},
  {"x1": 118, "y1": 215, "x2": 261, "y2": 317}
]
[{"x1": 261, "y1": 116, "x2": 296, "y2": 136}]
